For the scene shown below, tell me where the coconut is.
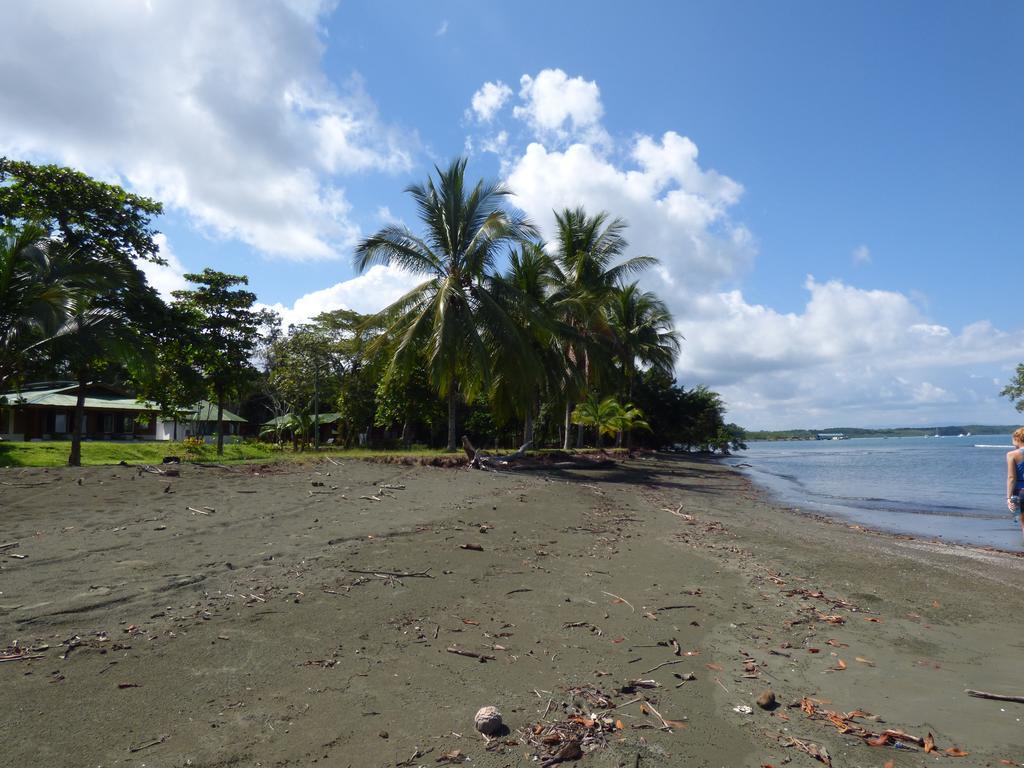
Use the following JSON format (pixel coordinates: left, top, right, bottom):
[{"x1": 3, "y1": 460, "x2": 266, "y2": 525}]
[{"x1": 474, "y1": 706, "x2": 503, "y2": 735}]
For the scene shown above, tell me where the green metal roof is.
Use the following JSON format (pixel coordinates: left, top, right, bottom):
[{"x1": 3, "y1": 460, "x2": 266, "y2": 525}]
[
  {"x1": 262, "y1": 412, "x2": 342, "y2": 427},
  {"x1": 1, "y1": 386, "x2": 247, "y2": 423},
  {"x1": 1, "y1": 387, "x2": 156, "y2": 412},
  {"x1": 188, "y1": 400, "x2": 247, "y2": 424}
]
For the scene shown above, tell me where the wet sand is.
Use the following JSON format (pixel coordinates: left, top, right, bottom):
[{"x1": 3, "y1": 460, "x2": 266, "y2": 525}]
[{"x1": 1, "y1": 455, "x2": 1022, "y2": 767}]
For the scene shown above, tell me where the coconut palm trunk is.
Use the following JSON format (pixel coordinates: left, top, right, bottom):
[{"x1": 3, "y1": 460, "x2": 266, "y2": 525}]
[
  {"x1": 563, "y1": 401, "x2": 573, "y2": 450},
  {"x1": 446, "y1": 385, "x2": 458, "y2": 452}
]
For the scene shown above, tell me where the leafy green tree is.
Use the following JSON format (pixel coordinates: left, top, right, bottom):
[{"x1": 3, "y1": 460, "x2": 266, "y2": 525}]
[
  {"x1": 712, "y1": 423, "x2": 748, "y2": 454},
  {"x1": 0, "y1": 158, "x2": 163, "y2": 266},
  {"x1": 48, "y1": 261, "x2": 158, "y2": 465},
  {"x1": 267, "y1": 321, "x2": 345, "y2": 448},
  {"x1": 354, "y1": 157, "x2": 535, "y2": 451},
  {"x1": 131, "y1": 301, "x2": 207, "y2": 437},
  {"x1": 1002, "y1": 365, "x2": 1024, "y2": 413},
  {"x1": 374, "y1": 363, "x2": 443, "y2": 446},
  {"x1": 172, "y1": 269, "x2": 277, "y2": 455},
  {"x1": 549, "y1": 207, "x2": 656, "y2": 448}
]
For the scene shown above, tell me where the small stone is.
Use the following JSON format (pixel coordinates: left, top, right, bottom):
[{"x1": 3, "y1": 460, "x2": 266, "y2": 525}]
[
  {"x1": 378, "y1": 731, "x2": 388, "y2": 739},
  {"x1": 474, "y1": 705, "x2": 503, "y2": 735},
  {"x1": 756, "y1": 689, "x2": 777, "y2": 709}
]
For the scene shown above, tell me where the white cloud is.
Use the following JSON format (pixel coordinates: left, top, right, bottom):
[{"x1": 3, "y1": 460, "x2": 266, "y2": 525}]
[
  {"x1": 853, "y1": 244, "x2": 872, "y2": 264},
  {"x1": 140, "y1": 234, "x2": 190, "y2": 300},
  {"x1": 676, "y1": 279, "x2": 1024, "y2": 427},
  {"x1": 513, "y1": 69, "x2": 609, "y2": 146},
  {"x1": 470, "y1": 81, "x2": 513, "y2": 123},
  {"x1": 911, "y1": 382, "x2": 952, "y2": 404},
  {"x1": 506, "y1": 136, "x2": 752, "y2": 292},
  {"x1": 435, "y1": 19, "x2": 449, "y2": 36},
  {"x1": 260, "y1": 264, "x2": 425, "y2": 329},
  {"x1": 0, "y1": 0, "x2": 415, "y2": 260},
  {"x1": 376, "y1": 206, "x2": 402, "y2": 225},
  {"x1": 476, "y1": 68, "x2": 1024, "y2": 428}
]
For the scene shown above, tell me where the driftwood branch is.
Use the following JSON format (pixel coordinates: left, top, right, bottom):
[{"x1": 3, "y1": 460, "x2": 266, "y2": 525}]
[
  {"x1": 965, "y1": 688, "x2": 1024, "y2": 704},
  {"x1": 128, "y1": 734, "x2": 169, "y2": 753},
  {"x1": 446, "y1": 645, "x2": 495, "y2": 661},
  {"x1": 642, "y1": 658, "x2": 688, "y2": 674},
  {"x1": 462, "y1": 436, "x2": 533, "y2": 469},
  {"x1": 347, "y1": 568, "x2": 433, "y2": 578}
]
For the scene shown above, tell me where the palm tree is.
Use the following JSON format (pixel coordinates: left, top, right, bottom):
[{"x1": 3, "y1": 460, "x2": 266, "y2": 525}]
[
  {"x1": 549, "y1": 207, "x2": 657, "y2": 449},
  {"x1": 608, "y1": 282, "x2": 681, "y2": 448},
  {"x1": 354, "y1": 157, "x2": 535, "y2": 451},
  {"x1": 489, "y1": 242, "x2": 569, "y2": 447},
  {"x1": 0, "y1": 224, "x2": 77, "y2": 389},
  {"x1": 571, "y1": 395, "x2": 650, "y2": 449}
]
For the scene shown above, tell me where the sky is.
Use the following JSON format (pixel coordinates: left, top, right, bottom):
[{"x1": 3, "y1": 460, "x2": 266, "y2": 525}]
[{"x1": 1, "y1": 0, "x2": 1022, "y2": 430}]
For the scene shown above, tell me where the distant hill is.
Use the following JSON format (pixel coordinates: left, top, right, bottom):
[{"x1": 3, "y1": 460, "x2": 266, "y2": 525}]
[{"x1": 745, "y1": 425, "x2": 1018, "y2": 441}]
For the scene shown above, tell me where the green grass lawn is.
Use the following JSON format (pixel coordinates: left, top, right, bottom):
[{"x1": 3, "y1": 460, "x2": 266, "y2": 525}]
[
  {"x1": 0, "y1": 440, "x2": 278, "y2": 467},
  {"x1": 0, "y1": 440, "x2": 616, "y2": 469},
  {"x1": 0, "y1": 440, "x2": 454, "y2": 468}
]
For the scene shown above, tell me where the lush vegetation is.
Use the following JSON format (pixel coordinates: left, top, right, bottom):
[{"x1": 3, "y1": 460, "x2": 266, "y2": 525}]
[{"x1": 1, "y1": 157, "x2": 745, "y2": 465}]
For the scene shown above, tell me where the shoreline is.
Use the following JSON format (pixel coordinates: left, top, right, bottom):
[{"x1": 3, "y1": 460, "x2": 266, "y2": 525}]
[
  {"x1": 2, "y1": 454, "x2": 1022, "y2": 766},
  {"x1": 732, "y1": 437, "x2": 1024, "y2": 554}
]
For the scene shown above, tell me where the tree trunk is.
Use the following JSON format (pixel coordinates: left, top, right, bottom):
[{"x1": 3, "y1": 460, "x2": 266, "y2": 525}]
[
  {"x1": 562, "y1": 401, "x2": 573, "y2": 450},
  {"x1": 524, "y1": 409, "x2": 535, "y2": 448},
  {"x1": 446, "y1": 385, "x2": 458, "y2": 452},
  {"x1": 625, "y1": 376, "x2": 635, "y2": 453},
  {"x1": 68, "y1": 371, "x2": 87, "y2": 467},
  {"x1": 576, "y1": 420, "x2": 585, "y2": 448},
  {"x1": 401, "y1": 417, "x2": 412, "y2": 447},
  {"x1": 313, "y1": 369, "x2": 320, "y2": 450},
  {"x1": 216, "y1": 388, "x2": 225, "y2": 456},
  {"x1": 595, "y1": 428, "x2": 603, "y2": 450}
]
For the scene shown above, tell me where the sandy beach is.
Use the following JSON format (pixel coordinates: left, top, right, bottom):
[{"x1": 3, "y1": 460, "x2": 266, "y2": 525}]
[{"x1": 2, "y1": 454, "x2": 1022, "y2": 767}]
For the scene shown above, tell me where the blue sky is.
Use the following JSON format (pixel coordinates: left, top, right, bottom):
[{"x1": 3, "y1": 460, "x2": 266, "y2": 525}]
[{"x1": 2, "y1": 0, "x2": 1022, "y2": 429}]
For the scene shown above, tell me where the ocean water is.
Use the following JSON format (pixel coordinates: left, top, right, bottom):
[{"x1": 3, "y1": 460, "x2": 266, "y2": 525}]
[{"x1": 727, "y1": 434, "x2": 1024, "y2": 552}]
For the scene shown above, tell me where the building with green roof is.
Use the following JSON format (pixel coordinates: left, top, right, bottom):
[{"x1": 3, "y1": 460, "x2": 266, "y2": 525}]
[{"x1": 0, "y1": 382, "x2": 249, "y2": 442}]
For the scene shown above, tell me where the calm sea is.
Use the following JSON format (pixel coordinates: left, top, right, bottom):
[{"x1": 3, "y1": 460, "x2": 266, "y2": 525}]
[{"x1": 727, "y1": 434, "x2": 1024, "y2": 552}]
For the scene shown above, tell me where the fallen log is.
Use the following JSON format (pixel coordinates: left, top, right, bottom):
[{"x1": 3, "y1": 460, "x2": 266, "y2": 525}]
[{"x1": 462, "y1": 436, "x2": 533, "y2": 469}]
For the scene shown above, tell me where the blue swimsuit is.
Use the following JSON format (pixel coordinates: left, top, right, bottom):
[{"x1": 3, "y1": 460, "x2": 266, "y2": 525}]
[{"x1": 1015, "y1": 449, "x2": 1024, "y2": 494}]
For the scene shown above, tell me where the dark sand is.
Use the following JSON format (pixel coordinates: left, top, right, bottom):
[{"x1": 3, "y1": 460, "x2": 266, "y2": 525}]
[{"x1": 1, "y1": 455, "x2": 1022, "y2": 767}]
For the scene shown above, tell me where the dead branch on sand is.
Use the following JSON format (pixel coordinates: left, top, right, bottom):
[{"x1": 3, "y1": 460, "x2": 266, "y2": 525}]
[
  {"x1": 965, "y1": 689, "x2": 1024, "y2": 704},
  {"x1": 347, "y1": 568, "x2": 433, "y2": 578}
]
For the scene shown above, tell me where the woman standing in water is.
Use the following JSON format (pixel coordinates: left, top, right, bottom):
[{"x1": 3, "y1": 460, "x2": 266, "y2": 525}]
[{"x1": 1005, "y1": 427, "x2": 1024, "y2": 541}]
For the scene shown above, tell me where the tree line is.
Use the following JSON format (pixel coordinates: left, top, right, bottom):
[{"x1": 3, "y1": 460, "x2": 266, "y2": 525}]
[{"x1": 0, "y1": 157, "x2": 746, "y2": 464}]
